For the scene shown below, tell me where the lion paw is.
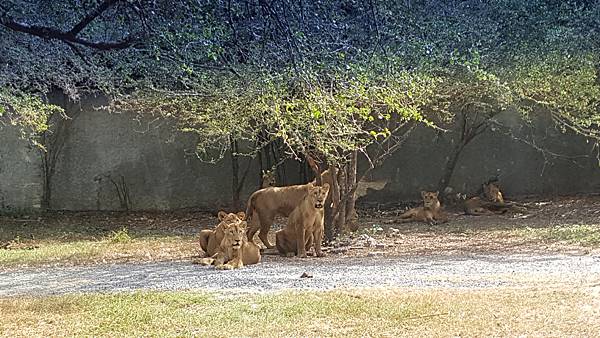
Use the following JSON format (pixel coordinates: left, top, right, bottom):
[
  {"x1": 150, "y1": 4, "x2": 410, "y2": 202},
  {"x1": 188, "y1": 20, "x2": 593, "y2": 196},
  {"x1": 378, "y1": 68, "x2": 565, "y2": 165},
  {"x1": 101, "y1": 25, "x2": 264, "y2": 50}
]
[
  {"x1": 193, "y1": 258, "x2": 214, "y2": 266},
  {"x1": 316, "y1": 252, "x2": 326, "y2": 257},
  {"x1": 215, "y1": 264, "x2": 234, "y2": 270}
]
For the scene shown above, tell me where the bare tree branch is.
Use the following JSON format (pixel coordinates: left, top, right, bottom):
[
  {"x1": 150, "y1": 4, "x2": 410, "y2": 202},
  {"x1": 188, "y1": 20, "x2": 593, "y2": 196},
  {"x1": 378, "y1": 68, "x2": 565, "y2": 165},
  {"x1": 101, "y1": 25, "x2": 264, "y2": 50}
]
[{"x1": 0, "y1": 7, "x2": 136, "y2": 50}]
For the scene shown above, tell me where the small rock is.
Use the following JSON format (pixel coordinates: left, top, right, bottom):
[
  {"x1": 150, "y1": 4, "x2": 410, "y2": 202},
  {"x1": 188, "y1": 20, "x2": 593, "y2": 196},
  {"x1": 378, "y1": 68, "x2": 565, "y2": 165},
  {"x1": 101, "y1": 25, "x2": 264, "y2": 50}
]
[
  {"x1": 367, "y1": 237, "x2": 378, "y2": 247},
  {"x1": 300, "y1": 272, "x2": 313, "y2": 278},
  {"x1": 358, "y1": 234, "x2": 372, "y2": 241},
  {"x1": 367, "y1": 251, "x2": 385, "y2": 257}
]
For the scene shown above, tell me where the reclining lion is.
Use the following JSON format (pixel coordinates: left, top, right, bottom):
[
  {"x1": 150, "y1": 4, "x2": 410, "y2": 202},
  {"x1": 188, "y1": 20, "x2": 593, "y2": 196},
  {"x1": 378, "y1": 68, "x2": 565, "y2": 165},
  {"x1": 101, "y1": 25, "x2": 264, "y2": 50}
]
[
  {"x1": 245, "y1": 170, "x2": 332, "y2": 248},
  {"x1": 198, "y1": 211, "x2": 245, "y2": 257},
  {"x1": 197, "y1": 220, "x2": 261, "y2": 270},
  {"x1": 275, "y1": 183, "x2": 330, "y2": 258},
  {"x1": 392, "y1": 191, "x2": 448, "y2": 225},
  {"x1": 464, "y1": 181, "x2": 526, "y2": 215}
]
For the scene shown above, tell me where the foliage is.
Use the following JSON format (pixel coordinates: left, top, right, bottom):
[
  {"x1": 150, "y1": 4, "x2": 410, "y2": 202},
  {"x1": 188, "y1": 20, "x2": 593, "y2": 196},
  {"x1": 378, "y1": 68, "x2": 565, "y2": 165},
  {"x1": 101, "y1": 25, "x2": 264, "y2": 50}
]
[
  {"x1": 1, "y1": 0, "x2": 600, "y2": 162},
  {"x1": 107, "y1": 227, "x2": 132, "y2": 244},
  {"x1": 0, "y1": 88, "x2": 63, "y2": 143}
]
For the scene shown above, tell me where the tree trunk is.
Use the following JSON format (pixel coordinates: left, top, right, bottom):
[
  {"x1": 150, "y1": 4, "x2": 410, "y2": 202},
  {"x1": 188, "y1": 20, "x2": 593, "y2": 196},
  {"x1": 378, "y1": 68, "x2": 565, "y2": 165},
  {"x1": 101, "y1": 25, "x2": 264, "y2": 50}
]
[
  {"x1": 324, "y1": 165, "x2": 339, "y2": 241},
  {"x1": 437, "y1": 144, "x2": 464, "y2": 195},
  {"x1": 344, "y1": 151, "x2": 358, "y2": 230},
  {"x1": 335, "y1": 165, "x2": 347, "y2": 233},
  {"x1": 230, "y1": 138, "x2": 240, "y2": 209}
]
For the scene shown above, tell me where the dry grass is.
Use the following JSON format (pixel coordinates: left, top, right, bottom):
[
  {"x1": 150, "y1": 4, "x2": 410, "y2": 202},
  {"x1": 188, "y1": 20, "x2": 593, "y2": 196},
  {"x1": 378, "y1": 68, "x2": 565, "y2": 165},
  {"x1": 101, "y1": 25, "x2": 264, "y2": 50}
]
[
  {"x1": 0, "y1": 287, "x2": 597, "y2": 337},
  {"x1": 0, "y1": 211, "x2": 208, "y2": 269},
  {"x1": 0, "y1": 236, "x2": 197, "y2": 268},
  {"x1": 2, "y1": 195, "x2": 599, "y2": 268}
]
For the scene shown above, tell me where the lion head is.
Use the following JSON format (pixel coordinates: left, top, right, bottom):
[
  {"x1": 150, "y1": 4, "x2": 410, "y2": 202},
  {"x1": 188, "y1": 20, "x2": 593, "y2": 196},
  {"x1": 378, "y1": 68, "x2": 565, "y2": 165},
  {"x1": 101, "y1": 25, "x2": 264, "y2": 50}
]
[
  {"x1": 217, "y1": 210, "x2": 246, "y2": 224},
  {"x1": 307, "y1": 183, "x2": 330, "y2": 209},
  {"x1": 420, "y1": 191, "x2": 441, "y2": 209},
  {"x1": 483, "y1": 183, "x2": 504, "y2": 203},
  {"x1": 261, "y1": 170, "x2": 276, "y2": 188},
  {"x1": 221, "y1": 220, "x2": 247, "y2": 250}
]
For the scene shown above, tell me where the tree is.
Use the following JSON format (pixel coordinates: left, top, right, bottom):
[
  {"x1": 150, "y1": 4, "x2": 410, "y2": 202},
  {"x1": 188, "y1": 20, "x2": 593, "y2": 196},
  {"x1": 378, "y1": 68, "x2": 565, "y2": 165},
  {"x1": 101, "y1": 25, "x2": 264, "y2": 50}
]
[{"x1": 2, "y1": 0, "x2": 599, "y2": 237}]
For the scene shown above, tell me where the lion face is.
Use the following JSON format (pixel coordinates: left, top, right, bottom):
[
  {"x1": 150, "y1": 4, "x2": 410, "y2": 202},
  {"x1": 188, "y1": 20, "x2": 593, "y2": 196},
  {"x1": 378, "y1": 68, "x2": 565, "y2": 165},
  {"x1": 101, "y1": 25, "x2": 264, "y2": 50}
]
[
  {"x1": 307, "y1": 183, "x2": 330, "y2": 209},
  {"x1": 420, "y1": 191, "x2": 440, "y2": 209},
  {"x1": 222, "y1": 221, "x2": 247, "y2": 249},
  {"x1": 483, "y1": 183, "x2": 504, "y2": 203}
]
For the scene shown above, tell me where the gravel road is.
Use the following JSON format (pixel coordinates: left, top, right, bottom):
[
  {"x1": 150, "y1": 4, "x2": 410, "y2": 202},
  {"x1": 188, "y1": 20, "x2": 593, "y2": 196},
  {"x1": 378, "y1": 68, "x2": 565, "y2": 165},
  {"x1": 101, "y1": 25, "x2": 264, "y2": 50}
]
[{"x1": 2, "y1": 253, "x2": 599, "y2": 297}]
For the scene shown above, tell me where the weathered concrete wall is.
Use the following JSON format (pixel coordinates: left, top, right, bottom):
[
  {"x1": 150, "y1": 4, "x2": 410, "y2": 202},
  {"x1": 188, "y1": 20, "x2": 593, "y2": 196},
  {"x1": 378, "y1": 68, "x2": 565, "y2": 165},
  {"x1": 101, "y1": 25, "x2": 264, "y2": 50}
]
[
  {"x1": 48, "y1": 97, "x2": 260, "y2": 211},
  {"x1": 2, "y1": 101, "x2": 599, "y2": 213},
  {"x1": 365, "y1": 111, "x2": 600, "y2": 201},
  {"x1": 0, "y1": 124, "x2": 44, "y2": 212}
]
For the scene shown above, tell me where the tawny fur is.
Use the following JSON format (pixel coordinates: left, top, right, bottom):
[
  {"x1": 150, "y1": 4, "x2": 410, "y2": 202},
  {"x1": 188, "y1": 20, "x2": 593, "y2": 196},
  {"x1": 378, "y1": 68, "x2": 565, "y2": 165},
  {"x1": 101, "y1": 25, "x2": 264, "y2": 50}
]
[
  {"x1": 197, "y1": 220, "x2": 261, "y2": 270},
  {"x1": 395, "y1": 191, "x2": 448, "y2": 224},
  {"x1": 245, "y1": 170, "x2": 332, "y2": 248},
  {"x1": 464, "y1": 182, "x2": 507, "y2": 216},
  {"x1": 275, "y1": 183, "x2": 330, "y2": 258},
  {"x1": 198, "y1": 211, "x2": 246, "y2": 257}
]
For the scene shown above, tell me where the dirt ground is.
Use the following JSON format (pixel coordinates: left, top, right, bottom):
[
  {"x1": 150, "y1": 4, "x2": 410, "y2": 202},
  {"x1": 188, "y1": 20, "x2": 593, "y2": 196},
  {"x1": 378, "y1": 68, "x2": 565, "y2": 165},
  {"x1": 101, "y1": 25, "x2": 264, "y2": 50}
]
[{"x1": 1, "y1": 194, "x2": 599, "y2": 262}]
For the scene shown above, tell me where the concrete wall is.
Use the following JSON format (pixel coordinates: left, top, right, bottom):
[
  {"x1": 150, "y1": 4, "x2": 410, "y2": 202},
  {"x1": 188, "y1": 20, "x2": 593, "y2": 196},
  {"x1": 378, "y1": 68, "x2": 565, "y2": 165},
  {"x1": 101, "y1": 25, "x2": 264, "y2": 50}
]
[
  {"x1": 365, "y1": 111, "x2": 600, "y2": 201},
  {"x1": 1, "y1": 101, "x2": 599, "y2": 213},
  {"x1": 0, "y1": 124, "x2": 44, "y2": 212},
  {"x1": 47, "y1": 98, "x2": 261, "y2": 211}
]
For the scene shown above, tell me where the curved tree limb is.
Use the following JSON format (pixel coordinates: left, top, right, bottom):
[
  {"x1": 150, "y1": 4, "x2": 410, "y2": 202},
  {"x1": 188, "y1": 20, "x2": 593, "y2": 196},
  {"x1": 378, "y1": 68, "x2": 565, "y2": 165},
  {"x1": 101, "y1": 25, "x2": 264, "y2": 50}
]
[{"x1": 0, "y1": 0, "x2": 137, "y2": 50}]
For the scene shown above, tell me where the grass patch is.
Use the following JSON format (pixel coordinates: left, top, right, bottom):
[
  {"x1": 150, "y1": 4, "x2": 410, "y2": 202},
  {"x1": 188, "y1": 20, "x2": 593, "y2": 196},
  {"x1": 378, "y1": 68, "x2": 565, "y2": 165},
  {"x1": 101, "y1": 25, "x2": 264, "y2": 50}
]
[
  {"x1": 0, "y1": 237, "x2": 197, "y2": 268},
  {"x1": 514, "y1": 224, "x2": 600, "y2": 246},
  {"x1": 0, "y1": 214, "x2": 203, "y2": 269},
  {"x1": 0, "y1": 288, "x2": 596, "y2": 337}
]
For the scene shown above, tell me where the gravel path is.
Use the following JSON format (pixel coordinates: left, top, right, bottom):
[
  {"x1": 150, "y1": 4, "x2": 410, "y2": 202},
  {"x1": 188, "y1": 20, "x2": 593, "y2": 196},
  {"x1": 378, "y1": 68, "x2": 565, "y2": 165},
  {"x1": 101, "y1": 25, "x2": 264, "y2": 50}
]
[{"x1": 2, "y1": 253, "x2": 599, "y2": 297}]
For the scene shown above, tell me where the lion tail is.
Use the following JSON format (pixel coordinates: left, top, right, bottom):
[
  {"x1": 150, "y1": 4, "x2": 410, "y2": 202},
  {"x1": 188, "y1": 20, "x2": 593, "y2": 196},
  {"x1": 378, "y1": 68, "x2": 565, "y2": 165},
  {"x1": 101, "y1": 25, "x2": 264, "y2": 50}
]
[{"x1": 245, "y1": 193, "x2": 256, "y2": 222}]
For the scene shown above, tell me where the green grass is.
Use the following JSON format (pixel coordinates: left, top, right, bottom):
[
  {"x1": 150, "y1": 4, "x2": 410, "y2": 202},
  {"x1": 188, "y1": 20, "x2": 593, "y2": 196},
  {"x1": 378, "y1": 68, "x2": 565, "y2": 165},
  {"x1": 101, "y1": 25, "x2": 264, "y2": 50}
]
[
  {"x1": 0, "y1": 288, "x2": 596, "y2": 337},
  {"x1": 0, "y1": 216, "x2": 200, "y2": 268},
  {"x1": 514, "y1": 224, "x2": 600, "y2": 246},
  {"x1": 0, "y1": 237, "x2": 196, "y2": 268}
]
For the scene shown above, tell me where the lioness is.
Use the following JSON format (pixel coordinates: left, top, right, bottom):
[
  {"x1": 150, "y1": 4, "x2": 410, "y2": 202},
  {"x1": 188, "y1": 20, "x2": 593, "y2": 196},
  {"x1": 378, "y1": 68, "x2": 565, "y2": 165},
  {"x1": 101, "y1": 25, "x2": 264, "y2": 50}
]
[
  {"x1": 275, "y1": 183, "x2": 330, "y2": 258},
  {"x1": 261, "y1": 169, "x2": 276, "y2": 188},
  {"x1": 394, "y1": 191, "x2": 448, "y2": 224},
  {"x1": 464, "y1": 182, "x2": 507, "y2": 216},
  {"x1": 198, "y1": 211, "x2": 246, "y2": 257},
  {"x1": 197, "y1": 220, "x2": 261, "y2": 270},
  {"x1": 245, "y1": 170, "x2": 332, "y2": 248}
]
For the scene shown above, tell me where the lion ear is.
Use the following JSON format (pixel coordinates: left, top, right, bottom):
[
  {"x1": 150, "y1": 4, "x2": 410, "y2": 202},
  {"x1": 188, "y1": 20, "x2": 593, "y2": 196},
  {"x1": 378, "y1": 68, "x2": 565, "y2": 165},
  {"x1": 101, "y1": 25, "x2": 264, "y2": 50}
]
[
  {"x1": 236, "y1": 211, "x2": 246, "y2": 220},
  {"x1": 434, "y1": 191, "x2": 439, "y2": 197},
  {"x1": 218, "y1": 211, "x2": 227, "y2": 221},
  {"x1": 420, "y1": 191, "x2": 426, "y2": 198},
  {"x1": 322, "y1": 183, "x2": 330, "y2": 193}
]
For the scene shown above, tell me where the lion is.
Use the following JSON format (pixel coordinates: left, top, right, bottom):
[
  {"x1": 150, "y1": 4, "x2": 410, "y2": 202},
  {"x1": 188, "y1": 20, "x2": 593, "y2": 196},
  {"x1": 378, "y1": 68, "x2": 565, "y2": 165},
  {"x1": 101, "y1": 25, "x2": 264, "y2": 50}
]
[
  {"x1": 245, "y1": 169, "x2": 332, "y2": 248},
  {"x1": 464, "y1": 182, "x2": 507, "y2": 216},
  {"x1": 393, "y1": 191, "x2": 448, "y2": 224},
  {"x1": 198, "y1": 211, "x2": 246, "y2": 257},
  {"x1": 196, "y1": 220, "x2": 261, "y2": 270},
  {"x1": 275, "y1": 183, "x2": 330, "y2": 258},
  {"x1": 464, "y1": 181, "x2": 529, "y2": 215},
  {"x1": 261, "y1": 169, "x2": 276, "y2": 188}
]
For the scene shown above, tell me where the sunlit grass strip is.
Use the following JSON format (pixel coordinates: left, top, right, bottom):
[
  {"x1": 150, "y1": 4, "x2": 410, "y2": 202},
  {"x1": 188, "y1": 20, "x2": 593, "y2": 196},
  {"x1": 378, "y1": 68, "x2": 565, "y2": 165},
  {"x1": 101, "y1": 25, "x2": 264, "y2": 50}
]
[
  {"x1": 514, "y1": 224, "x2": 600, "y2": 246},
  {"x1": 0, "y1": 237, "x2": 197, "y2": 268},
  {"x1": 0, "y1": 288, "x2": 595, "y2": 337}
]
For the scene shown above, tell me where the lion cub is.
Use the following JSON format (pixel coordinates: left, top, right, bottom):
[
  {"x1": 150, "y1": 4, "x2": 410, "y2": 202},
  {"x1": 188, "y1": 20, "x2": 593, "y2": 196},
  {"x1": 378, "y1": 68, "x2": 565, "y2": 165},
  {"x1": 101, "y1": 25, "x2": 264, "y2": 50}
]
[
  {"x1": 198, "y1": 220, "x2": 261, "y2": 270},
  {"x1": 198, "y1": 211, "x2": 246, "y2": 257},
  {"x1": 395, "y1": 191, "x2": 447, "y2": 224},
  {"x1": 275, "y1": 183, "x2": 330, "y2": 258}
]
